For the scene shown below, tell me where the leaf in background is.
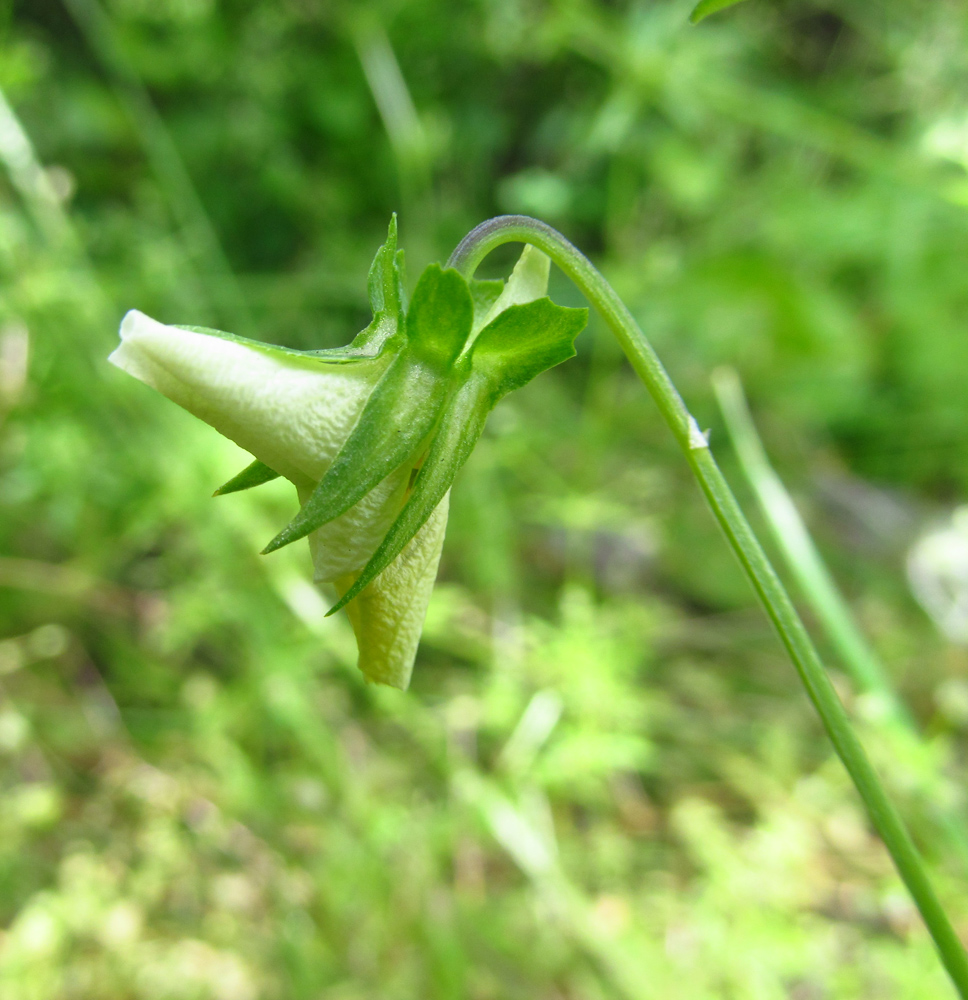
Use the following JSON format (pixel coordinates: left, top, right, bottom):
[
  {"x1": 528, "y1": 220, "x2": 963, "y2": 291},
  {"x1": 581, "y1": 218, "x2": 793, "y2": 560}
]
[{"x1": 689, "y1": 0, "x2": 752, "y2": 24}]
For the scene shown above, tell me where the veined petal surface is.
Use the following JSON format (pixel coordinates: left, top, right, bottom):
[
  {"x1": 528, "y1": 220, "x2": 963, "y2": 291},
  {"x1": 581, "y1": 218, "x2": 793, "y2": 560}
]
[
  {"x1": 333, "y1": 492, "x2": 450, "y2": 689},
  {"x1": 109, "y1": 310, "x2": 389, "y2": 490},
  {"x1": 111, "y1": 309, "x2": 411, "y2": 578}
]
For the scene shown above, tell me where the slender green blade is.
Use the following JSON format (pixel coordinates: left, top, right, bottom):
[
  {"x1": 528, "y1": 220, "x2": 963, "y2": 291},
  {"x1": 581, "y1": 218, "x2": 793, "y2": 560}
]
[
  {"x1": 689, "y1": 0, "x2": 751, "y2": 24},
  {"x1": 214, "y1": 459, "x2": 280, "y2": 496}
]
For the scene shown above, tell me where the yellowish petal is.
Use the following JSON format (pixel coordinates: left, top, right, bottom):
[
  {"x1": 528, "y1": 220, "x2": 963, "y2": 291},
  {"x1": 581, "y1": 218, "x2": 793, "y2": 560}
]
[
  {"x1": 332, "y1": 493, "x2": 450, "y2": 689},
  {"x1": 477, "y1": 244, "x2": 550, "y2": 331},
  {"x1": 109, "y1": 310, "x2": 387, "y2": 490},
  {"x1": 299, "y1": 468, "x2": 410, "y2": 583}
]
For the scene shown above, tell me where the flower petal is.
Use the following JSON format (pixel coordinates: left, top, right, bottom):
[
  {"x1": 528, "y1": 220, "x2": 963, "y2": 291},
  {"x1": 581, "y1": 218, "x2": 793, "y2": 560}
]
[
  {"x1": 332, "y1": 492, "x2": 450, "y2": 689},
  {"x1": 477, "y1": 244, "x2": 550, "y2": 331},
  {"x1": 111, "y1": 310, "x2": 409, "y2": 577},
  {"x1": 109, "y1": 310, "x2": 389, "y2": 490},
  {"x1": 299, "y1": 468, "x2": 410, "y2": 583}
]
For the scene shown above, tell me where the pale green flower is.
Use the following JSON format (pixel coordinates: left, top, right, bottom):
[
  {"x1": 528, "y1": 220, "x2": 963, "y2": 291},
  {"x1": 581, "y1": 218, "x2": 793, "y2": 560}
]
[
  {"x1": 108, "y1": 222, "x2": 585, "y2": 689},
  {"x1": 110, "y1": 308, "x2": 443, "y2": 687}
]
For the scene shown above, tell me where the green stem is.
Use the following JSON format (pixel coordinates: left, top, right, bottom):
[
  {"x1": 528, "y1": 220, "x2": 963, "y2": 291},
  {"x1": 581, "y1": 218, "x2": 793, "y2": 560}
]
[
  {"x1": 449, "y1": 215, "x2": 968, "y2": 997},
  {"x1": 711, "y1": 367, "x2": 904, "y2": 709},
  {"x1": 712, "y1": 365, "x2": 968, "y2": 873}
]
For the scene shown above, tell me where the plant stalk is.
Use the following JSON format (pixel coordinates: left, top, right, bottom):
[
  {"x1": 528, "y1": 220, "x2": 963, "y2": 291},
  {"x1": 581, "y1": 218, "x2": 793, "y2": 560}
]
[
  {"x1": 712, "y1": 365, "x2": 968, "y2": 871},
  {"x1": 449, "y1": 215, "x2": 968, "y2": 997}
]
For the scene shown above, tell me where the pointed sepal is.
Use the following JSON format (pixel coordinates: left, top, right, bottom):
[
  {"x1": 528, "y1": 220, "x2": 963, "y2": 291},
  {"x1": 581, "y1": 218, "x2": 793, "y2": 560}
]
[{"x1": 214, "y1": 459, "x2": 280, "y2": 496}]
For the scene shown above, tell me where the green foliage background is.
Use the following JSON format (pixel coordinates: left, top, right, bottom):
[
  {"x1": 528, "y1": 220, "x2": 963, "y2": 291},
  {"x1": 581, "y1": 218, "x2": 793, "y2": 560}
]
[{"x1": 2, "y1": 0, "x2": 968, "y2": 996}]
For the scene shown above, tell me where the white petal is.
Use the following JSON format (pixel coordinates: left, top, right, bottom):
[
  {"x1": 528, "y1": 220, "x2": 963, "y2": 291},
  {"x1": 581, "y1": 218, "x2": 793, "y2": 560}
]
[
  {"x1": 333, "y1": 493, "x2": 450, "y2": 690},
  {"x1": 479, "y1": 245, "x2": 550, "y2": 329},
  {"x1": 109, "y1": 310, "x2": 388, "y2": 490}
]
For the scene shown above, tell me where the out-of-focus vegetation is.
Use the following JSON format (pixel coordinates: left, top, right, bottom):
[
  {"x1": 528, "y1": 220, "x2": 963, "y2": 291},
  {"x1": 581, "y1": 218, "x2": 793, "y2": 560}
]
[{"x1": 2, "y1": 0, "x2": 968, "y2": 995}]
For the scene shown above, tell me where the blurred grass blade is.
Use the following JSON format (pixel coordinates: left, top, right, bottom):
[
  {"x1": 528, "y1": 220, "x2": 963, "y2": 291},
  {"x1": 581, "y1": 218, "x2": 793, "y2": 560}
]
[
  {"x1": 62, "y1": 0, "x2": 252, "y2": 332},
  {"x1": 0, "y1": 87, "x2": 76, "y2": 249},
  {"x1": 711, "y1": 366, "x2": 902, "y2": 711},
  {"x1": 712, "y1": 365, "x2": 968, "y2": 869},
  {"x1": 0, "y1": 84, "x2": 109, "y2": 316},
  {"x1": 690, "y1": 0, "x2": 752, "y2": 24},
  {"x1": 353, "y1": 16, "x2": 431, "y2": 208}
]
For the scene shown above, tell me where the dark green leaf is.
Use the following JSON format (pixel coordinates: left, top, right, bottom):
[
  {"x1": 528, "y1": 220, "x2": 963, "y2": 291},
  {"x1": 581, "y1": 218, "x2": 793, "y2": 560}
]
[
  {"x1": 214, "y1": 459, "x2": 280, "y2": 496},
  {"x1": 689, "y1": 0, "x2": 751, "y2": 24}
]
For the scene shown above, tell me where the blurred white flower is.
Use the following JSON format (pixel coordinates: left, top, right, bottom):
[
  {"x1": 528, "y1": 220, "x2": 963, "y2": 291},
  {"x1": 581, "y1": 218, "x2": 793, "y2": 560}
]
[{"x1": 907, "y1": 506, "x2": 968, "y2": 644}]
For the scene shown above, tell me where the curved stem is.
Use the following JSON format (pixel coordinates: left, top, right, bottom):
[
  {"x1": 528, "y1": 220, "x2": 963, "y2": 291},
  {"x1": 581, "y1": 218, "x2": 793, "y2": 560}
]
[{"x1": 450, "y1": 215, "x2": 968, "y2": 997}]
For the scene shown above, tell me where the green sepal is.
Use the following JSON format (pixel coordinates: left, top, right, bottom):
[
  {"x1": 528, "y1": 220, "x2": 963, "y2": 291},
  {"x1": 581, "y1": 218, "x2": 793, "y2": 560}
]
[
  {"x1": 405, "y1": 264, "x2": 474, "y2": 371},
  {"x1": 471, "y1": 297, "x2": 588, "y2": 397},
  {"x1": 261, "y1": 351, "x2": 447, "y2": 553},
  {"x1": 326, "y1": 369, "x2": 486, "y2": 616},
  {"x1": 214, "y1": 459, "x2": 280, "y2": 496},
  {"x1": 176, "y1": 216, "x2": 407, "y2": 367},
  {"x1": 327, "y1": 297, "x2": 587, "y2": 614},
  {"x1": 261, "y1": 263, "x2": 475, "y2": 555},
  {"x1": 316, "y1": 215, "x2": 407, "y2": 359}
]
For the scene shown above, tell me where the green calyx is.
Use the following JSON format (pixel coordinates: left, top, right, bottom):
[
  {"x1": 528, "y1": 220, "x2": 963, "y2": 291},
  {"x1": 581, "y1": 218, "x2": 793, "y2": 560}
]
[
  {"x1": 219, "y1": 217, "x2": 587, "y2": 607},
  {"x1": 327, "y1": 295, "x2": 587, "y2": 615},
  {"x1": 260, "y1": 263, "x2": 474, "y2": 555}
]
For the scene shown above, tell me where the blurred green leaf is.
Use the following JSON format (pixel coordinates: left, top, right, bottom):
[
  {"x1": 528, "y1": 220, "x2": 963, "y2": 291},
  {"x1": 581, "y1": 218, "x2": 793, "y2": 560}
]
[{"x1": 689, "y1": 0, "x2": 753, "y2": 25}]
